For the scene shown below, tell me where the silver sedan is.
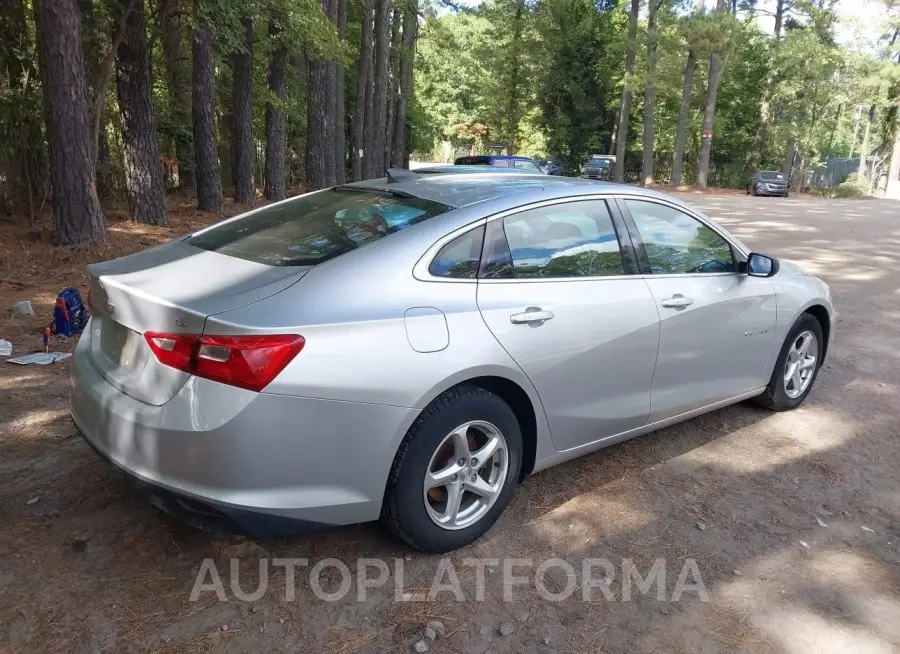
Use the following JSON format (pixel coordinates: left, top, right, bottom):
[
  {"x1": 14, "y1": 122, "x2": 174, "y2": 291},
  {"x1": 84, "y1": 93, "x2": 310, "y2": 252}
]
[{"x1": 70, "y1": 171, "x2": 833, "y2": 552}]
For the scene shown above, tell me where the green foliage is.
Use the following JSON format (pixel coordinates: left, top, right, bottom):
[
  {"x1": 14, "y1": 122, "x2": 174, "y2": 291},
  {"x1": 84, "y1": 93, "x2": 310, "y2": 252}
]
[
  {"x1": 832, "y1": 172, "x2": 872, "y2": 198},
  {"x1": 536, "y1": 0, "x2": 620, "y2": 168}
]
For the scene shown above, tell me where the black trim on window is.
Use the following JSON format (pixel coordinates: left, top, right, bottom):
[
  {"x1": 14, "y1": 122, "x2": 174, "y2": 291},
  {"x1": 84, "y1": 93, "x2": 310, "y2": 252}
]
[
  {"x1": 478, "y1": 219, "x2": 515, "y2": 278},
  {"x1": 605, "y1": 199, "x2": 640, "y2": 275},
  {"x1": 614, "y1": 198, "x2": 652, "y2": 274}
]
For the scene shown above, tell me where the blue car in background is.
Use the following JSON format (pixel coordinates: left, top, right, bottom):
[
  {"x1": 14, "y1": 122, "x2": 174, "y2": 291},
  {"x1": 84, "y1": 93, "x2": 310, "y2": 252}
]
[{"x1": 454, "y1": 154, "x2": 545, "y2": 173}]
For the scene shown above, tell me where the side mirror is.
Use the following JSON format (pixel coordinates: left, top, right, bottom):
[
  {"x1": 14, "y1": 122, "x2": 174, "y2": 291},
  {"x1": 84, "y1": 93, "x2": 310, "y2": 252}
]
[{"x1": 745, "y1": 252, "x2": 779, "y2": 277}]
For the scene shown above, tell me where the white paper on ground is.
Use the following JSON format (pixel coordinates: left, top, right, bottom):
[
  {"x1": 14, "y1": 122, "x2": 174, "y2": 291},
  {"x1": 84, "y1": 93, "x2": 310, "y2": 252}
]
[
  {"x1": 0, "y1": 339, "x2": 11, "y2": 356},
  {"x1": 7, "y1": 352, "x2": 72, "y2": 365}
]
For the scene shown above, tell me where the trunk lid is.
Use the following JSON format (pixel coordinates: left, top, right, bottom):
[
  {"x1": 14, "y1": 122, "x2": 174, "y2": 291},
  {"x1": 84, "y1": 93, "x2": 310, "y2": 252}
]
[{"x1": 86, "y1": 239, "x2": 309, "y2": 405}]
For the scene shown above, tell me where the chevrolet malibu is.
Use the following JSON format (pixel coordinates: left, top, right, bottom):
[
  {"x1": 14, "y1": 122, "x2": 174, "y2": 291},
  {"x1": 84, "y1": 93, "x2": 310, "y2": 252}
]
[{"x1": 70, "y1": 172, "x2": 833, "y2": 552}]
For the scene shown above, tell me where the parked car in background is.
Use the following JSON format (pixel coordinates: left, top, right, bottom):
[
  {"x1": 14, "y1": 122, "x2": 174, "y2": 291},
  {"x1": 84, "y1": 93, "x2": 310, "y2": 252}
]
[
  {"x1": 454, "y1": 154, "x2": 545, "y2": 173},
  {"x1": 536, "y1": 158, "x2": 563, "y2": 175},
  {"x1": 748, "y1": 171, "x2": 790, "y2": 196},
  {"x1": 71, "y1": 171, "x2": 833, "y2": 553},
  {"x1": 580, "y1": 155, "x2": 615, "y2": 181}
]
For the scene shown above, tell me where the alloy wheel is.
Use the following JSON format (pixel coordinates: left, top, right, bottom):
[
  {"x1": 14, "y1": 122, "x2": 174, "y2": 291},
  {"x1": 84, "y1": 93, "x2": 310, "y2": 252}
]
[
  {"x1": 784, "y1": 330, "x2": 818, "y2": 399},
  {"x1": 423, "y1": 420, "x2": 509, "y2": 530}
]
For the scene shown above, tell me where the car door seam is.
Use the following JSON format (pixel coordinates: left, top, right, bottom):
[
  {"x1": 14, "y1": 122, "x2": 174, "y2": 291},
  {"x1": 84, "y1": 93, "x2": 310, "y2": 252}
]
[{"x1": 639, "y1": 275, "x2": 664, "y2": 426}]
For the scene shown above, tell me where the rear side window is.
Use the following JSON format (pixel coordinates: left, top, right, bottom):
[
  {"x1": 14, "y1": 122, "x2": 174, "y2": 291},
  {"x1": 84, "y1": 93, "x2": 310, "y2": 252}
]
[
  {"x1": 428, "y1": 226, "x2": 485, "y2": 279},
  {"x1": 492, "y1": 159, "x2": 509, "y2": 168},
  {"x1": 500, "y1": 200, "x2": 625, "y2": 278},
  {"x1": 187, "y1": 188, "x2": 452, "y2": 266},
  {"x1": 514, "y1": 160, "x2": 539, "y2": 171}
]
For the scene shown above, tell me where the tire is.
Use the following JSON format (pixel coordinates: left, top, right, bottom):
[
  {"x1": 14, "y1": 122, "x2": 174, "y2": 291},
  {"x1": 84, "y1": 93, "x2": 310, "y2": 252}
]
[
  {"x1": 382, "y1": 386, "x2": 522, "y2": 552},
  {"x1": 754, "y1": 313, "x2": 824, "y2": 411}
]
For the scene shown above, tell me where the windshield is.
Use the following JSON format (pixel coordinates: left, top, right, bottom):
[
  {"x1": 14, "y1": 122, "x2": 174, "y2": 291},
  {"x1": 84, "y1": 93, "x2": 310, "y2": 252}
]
[
  {"x1": 187, "y1": 188, "x2": 453, "y2": 266},
  {"x1": 587, "y1": 158, "x2": 612, "y2": 167},
  {"x1": 759, "y1": 171, "x2": 785, "y2": 180}
]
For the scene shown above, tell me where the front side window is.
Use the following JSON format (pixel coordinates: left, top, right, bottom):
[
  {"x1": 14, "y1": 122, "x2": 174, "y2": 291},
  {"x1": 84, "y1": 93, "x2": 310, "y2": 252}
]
[
  {"x1": 187, "y1": 188, "x2": 452, "y2": 267},
  {"x1": 428, "y1": 226, "x2": 485, "y2": 279},
  {"x1": 499, "y1": 201, "x2": 626, "y2": 278},
  {"x1": 514, "y1": 160, "x2": 540, "y2": 171},
  {"x1": 625, "y1": 200, "x2": 735, "y2": 274}
]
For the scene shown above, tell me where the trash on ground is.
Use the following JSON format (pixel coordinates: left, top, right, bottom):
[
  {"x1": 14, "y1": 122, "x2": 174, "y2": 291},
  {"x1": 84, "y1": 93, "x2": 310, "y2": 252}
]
[
  {"x1": 0, "y1": 339, "x2": 11, "y2": 356},
  {"x1": 13, "y1": 300, "x2": 34, "y2": 316},
  {"x1": 7, "y1": 352, "x2": 72, "y2": 365}
]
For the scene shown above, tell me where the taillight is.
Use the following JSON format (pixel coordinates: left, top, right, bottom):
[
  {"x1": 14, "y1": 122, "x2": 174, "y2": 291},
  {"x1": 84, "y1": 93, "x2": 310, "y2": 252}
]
[{"x1": 144, "y1": 332, "x2": 305, "y2": 392}]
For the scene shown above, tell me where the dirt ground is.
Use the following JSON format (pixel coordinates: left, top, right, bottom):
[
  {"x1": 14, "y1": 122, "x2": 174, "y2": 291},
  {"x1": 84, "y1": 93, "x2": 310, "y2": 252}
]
[{"x1": 1, "y1": 191, "x2": 899, "y2": 654}]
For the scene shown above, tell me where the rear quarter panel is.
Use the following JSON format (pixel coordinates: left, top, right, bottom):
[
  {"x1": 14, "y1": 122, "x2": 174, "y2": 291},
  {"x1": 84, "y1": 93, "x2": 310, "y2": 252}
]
[{"x1": 206, "y1": 208, "x2": 556, "y2": 461}]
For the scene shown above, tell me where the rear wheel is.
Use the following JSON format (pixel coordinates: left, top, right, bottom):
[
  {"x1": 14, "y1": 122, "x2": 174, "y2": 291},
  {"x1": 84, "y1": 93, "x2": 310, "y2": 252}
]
[
  {"x1": 382, "y1": 386, "x2": 522, "y2": 552},
  {"x1": 754, "y1": 314, "x2": 824, "y2": 411}
]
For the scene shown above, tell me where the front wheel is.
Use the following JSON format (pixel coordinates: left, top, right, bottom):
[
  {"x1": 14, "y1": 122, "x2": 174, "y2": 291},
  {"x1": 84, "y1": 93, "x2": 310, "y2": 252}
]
[
  {"x1": 754, "y1": 314, "x2": 824, "y2": 411},
  {"x1": 382, "y1": 386, "x2": 522, "y2": 552}
]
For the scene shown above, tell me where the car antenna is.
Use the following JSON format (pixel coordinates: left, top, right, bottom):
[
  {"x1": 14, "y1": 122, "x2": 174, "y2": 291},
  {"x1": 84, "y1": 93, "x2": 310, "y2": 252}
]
[{"x1": 386, "y1": 167, "x2": 419, "y2": 184}]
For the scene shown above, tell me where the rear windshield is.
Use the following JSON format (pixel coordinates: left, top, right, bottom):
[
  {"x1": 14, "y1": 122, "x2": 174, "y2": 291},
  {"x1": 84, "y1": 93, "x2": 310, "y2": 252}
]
[{"x1": 187, "y1": 188, "x2": 453, "y2": 266}]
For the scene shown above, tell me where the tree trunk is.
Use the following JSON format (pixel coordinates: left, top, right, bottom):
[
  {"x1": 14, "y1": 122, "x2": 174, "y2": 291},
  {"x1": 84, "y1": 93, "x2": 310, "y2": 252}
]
[
  {"x1": 696, "y1": 0, "x2": 727, "y2": 189},
  {"x1": 385, "y1": 8, "x2": 402, "y2": 170},
  {"x1": 391, "y1": 1, "x2": 418, "y2": 167},
  {"x1": 335, "y1": 0, "x2": 348, "y2": 183},
  {"x1": 751, "y1": 0, "x2": 785, "y2": 169},
  {"x1": 671, "y1": 49, "x2": 696, "y2": 187},
  {"x1": 614, "y1": 0, "x2": 639, "y2": 183},
  {"x1": 352, "y1": 0, "x2": 374, "y2": 181},
  {"x1": 115, "y1": 0, "x2": 169, "y2": 225},
  {"x1": 265, "y1": 18, "x2": 287, "y2": 201},
  {"x1": 695, "y1": 54, "x2": 723, "y2": 188},
  {"x1": 157, "y1": 0, "x2": 193, "y2": 188},
  {"x1": 506, "y1": 0, "x2": 525, "y2": 155},
  {"x1": 782, "y1": 137, "x2": 795, "y2": 177},
  {"x1": 231, "y1": 17, "x2": 255, "y2": 205},
  {"x1": 363, "y1": 23, "x2": 376, "y2": 178},
  {"x1": 306, "y1": 0, "x2": 339, "y2": 190},
  {"x1": 192, "y1": 5, "x2": 223, "y2": 213},
  {"x1": 370, "y1": 0, "x2": 392, "y2": 179},
  {"x1": 33, "y1": 0, "x2": 107, "y2": 244},
  {"x1": 641, "y1": 0, "x2": 660, "y2": 187},
  {"x1": 860, "y1": 104, "x2": 875, "y2": 177}
]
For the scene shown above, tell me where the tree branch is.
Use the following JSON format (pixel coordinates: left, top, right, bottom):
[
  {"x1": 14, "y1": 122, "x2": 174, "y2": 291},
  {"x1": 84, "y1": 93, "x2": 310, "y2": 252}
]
[{"x1": 92, "y1": 0, "x2": 138, "y2": 162}]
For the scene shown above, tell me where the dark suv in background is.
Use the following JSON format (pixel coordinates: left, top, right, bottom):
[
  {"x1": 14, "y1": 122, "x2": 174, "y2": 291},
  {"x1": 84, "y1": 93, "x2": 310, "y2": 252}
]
[
  {"x1": 580, "y1": 155, "x2": 615, "y2": 181},
  {"x1": 748, "y1": 171, "x2": 790, "y2": 196},
  {"x1": 454, "y1": 155, "x2": 544, "y2": 173}
]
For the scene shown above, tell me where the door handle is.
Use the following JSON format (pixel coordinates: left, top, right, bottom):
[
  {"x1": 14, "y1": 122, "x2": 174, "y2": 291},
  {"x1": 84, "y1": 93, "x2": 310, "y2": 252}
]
[
  {"x1": 660, "y1": 294, "x2": 694, "y2": 309},
  {"x1": 510, "y1": 309, "x2": 555, "y2": 324}
]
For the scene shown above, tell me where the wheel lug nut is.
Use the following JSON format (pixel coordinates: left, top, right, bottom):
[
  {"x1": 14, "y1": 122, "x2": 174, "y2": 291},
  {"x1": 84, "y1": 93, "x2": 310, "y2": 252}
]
[
  {"x1": 470, "y1": 458, "x2": 478, "y2": 467},
  {"x1": 458, "y1": 458, "x2": 465, "y2": 466},
  {"x1": 451, "y1": 474, "x2": 458, "y2": 482}
]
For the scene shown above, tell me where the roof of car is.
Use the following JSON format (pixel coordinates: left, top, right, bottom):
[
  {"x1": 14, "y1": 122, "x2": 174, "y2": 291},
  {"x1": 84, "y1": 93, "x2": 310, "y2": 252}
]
[{"x1": 347, "y1": 171, "x2": 671, "y2": 210}]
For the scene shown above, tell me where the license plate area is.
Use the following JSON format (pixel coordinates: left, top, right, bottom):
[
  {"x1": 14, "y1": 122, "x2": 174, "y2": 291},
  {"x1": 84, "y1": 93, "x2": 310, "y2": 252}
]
[{"x1": 99, "y1": 318, "x2": 142, "y2": 371}]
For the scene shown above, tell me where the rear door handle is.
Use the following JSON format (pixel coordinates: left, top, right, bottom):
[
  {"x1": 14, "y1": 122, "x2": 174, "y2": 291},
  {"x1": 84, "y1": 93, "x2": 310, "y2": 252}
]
[
  {"x1": 660, "y1": 294, "x2": 694, "y2": 309},
  {"x1": 510, "y1": 309, "x2": 555, "y2": 324}
]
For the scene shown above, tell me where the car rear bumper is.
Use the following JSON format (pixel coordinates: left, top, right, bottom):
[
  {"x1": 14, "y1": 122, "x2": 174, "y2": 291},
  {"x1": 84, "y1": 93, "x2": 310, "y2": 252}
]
[{"x1": 69, "y1": 331, "x2": 417, "y2": 536}]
